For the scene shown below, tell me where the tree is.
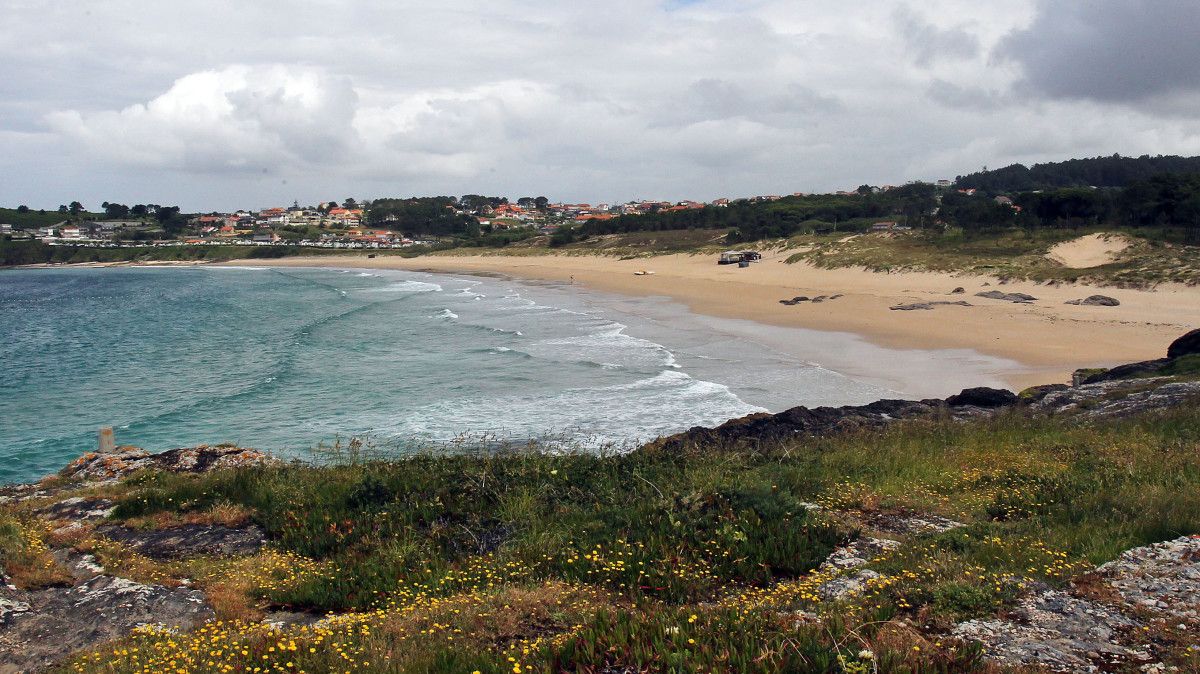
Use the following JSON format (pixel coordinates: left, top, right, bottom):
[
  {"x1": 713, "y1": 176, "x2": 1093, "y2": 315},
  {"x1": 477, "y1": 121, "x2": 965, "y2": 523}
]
[
  {"x1": 104, "y1": 202, "x2": 130, "y2": 219},
  {"x1": 517, "y1": 197, "x2": 535, "y2": 208},
  {"x1": 130, "y1": 204, "x2": 148, "y2": 217},
  {"x1": 535, "y1": 196, "x2": 549, "y2": 210},
  {"x1": 343, "y1": 198, "x2": 358, "y2": 209},
  {"x1": 58, "y1": 205, "x2": 68, "y2": 213},
  {"x1": 68, "y1": 201, "x2": 84, "y2": 216},
  {"x1": 16, "y1": 205, "x2": 29, "y2": 213}
]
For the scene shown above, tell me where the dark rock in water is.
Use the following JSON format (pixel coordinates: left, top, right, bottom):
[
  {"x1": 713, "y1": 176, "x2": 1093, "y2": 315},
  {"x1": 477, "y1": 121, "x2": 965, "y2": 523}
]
[
  {"x1": 976, "y1": 290, "x2": 1037, "y2": 303},
  {"x1": 0, "y1": 573, "x2": 212, "y2": 672},
  {"x1": 1081, "y1": 359, "x2": 1171, "y2": 384},
  {"x1": 946, "y1": 387, "x2": 1018, "y2": 408},
  {"x1": 94, "y1": 523, "x2": 267, "y2": 560},
  {"x1": 1066, "y1": 295, "x2": 1120, "y2": 306},
  {"x1": 829, "y1": 294, "x2": 844, "y2": 300},
  {"x1": 951, "y1": 287, "x2": 965, "y2": 294},
  {"x1": 1167, "y1": 328, "x2": 1200, "y2": 359}
]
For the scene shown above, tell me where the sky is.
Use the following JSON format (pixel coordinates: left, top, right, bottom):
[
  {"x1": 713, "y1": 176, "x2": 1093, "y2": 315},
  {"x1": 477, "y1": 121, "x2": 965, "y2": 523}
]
[{"x1": 4, "y1": 0, "x2": 1200, "y2": 212}]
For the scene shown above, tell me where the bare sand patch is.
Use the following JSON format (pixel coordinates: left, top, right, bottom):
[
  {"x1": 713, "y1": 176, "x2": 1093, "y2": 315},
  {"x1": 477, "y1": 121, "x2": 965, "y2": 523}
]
[{"x1": 1046, "y1": 233, "x2": 1131, "y2": 268}]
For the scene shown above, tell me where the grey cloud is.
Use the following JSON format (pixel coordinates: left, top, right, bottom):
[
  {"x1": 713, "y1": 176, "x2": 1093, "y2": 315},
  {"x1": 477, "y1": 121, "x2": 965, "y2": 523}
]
[
  {"x1": 654, "y1": 79, "x2": 841, "y2": 129},
  {"x1": 894, "y1": 7, "x2": 981, "y2": 67},
  {"x1": 927, "y1": 79, "x2": 1013, "y2": 111},
  {"x1": 996, "y1": 0, "x2": 1200, "y2": 104}
]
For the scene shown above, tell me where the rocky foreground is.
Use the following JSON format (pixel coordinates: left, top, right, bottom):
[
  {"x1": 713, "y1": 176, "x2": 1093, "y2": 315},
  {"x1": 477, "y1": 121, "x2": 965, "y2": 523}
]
[{"x1": 1, "y1": 331, "x2": 1199, "y2": 672}]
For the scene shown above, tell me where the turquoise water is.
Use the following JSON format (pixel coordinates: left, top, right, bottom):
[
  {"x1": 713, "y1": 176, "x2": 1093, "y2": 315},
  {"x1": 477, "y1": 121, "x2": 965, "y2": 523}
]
[
  {"x1": 1, "y1": 266, "x2": 767, "y2": 484},
  {"x1": 0, "y1": 266, "x2": 1016, "y2": 485}
]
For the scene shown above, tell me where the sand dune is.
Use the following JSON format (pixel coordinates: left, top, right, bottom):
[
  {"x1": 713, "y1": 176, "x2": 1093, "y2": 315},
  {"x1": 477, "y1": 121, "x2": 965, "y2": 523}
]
[
  {"x1": 1046, "y1": 233, "x2": 1132, "y2": 268},
  {"x1": 234, "y1": 252, "x2": 1200, "y2": 390}
]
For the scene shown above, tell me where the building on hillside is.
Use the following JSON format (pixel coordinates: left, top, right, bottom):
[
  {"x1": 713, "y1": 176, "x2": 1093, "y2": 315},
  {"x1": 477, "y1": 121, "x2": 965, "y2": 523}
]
[{"x1": 871, "y1": 221, "x2": 900, "y2": 232}]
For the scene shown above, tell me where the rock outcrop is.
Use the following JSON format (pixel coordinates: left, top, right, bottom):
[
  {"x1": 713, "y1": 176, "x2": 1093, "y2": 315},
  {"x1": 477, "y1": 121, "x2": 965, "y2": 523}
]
[
  {"x1": 1034, "y1": 378, "x2": 1200, "y2": 418},
  {"x1": 93, "y1": 523, "x2": 267, "y2": 560},
  {"x1": 59, "y1": 444, "x2": 278, "y2": 483},
  {"x1": 0, "y1": 559, "x2": 213, "y2": 673},
  {"x1": 953, "y1": 536, "x2": 1200, "y2": 673}
]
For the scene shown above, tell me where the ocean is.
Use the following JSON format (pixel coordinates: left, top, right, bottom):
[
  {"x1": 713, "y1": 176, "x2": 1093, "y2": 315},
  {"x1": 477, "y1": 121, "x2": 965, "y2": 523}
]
[{"x1": 0, "y1": 266, "x2": 1015, "y2": 484}]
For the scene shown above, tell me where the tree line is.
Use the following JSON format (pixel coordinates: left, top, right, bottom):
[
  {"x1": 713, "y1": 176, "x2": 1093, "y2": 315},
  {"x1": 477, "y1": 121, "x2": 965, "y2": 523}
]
[
  {"x1": 955, "y1": 154, "x2": 1200, "y2": 192},
  {"x1": 553, "y1": 175, "x2": 1200, "y2": 245}
]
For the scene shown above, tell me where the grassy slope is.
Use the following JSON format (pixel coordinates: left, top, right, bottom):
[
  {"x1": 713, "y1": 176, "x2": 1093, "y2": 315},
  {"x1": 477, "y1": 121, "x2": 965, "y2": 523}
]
[{"x1": 3, "y1": 399, "x2": 1197, "y2": 673}]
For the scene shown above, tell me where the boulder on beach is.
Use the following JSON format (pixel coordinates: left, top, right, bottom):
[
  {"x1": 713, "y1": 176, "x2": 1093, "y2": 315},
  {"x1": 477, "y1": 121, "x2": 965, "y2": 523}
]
[
  {"x1": 950, "y1": 287, "x2": 965, "y2": 294},
  {"x1": 1065, "y1": 295, "x2": 1120, "y2": 306},
  {"x1": 890, "y1": 301, "x2": 972, "y2": 311},
  {"x1": 975, "y1": 290, "x2": 1037, "y2": 303}
]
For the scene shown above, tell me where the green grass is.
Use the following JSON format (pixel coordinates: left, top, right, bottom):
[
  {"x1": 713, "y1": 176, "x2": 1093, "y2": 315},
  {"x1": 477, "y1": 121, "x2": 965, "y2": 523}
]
[{"x1": 21, "y1": 397, "x2": 1197, "y2": 673}]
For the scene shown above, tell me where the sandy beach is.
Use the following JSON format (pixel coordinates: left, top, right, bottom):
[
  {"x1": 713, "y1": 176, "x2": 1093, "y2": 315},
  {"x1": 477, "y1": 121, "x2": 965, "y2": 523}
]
[{"x1": 226, "y1": 250, "x2": 1199, "y2": 390}]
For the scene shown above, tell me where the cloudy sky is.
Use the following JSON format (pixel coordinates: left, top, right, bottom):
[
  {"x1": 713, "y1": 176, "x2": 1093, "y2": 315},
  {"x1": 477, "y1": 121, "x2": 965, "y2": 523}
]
[{"x1": 4, "y1": 0, "x2": 1200, "y2": 211}]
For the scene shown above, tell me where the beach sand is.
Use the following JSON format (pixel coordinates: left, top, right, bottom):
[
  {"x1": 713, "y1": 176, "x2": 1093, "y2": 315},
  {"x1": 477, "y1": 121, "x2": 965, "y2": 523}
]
[{"x1": 229, "y1": 251, "x2": 1200, "y2": 390}]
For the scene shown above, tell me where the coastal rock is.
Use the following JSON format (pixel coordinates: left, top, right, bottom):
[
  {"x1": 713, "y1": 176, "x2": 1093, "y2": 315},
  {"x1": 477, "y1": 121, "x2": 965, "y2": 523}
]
[
  {"x1": 0, "y1": 574, "x2": 212, "y2": 673},
  {"x1": 945, "y1": 387, "x2": 1018, "y2": 408},
  {"x1": 59, "y1": 444, "x2": 278, "y2": 483},
  {"x1": 950, "y1": 287, "x2": 965, "y2": 294},
  {"x1": 1080, "y1": 359, "x2": 1172, "y2": 384},
  {"x1": 645, "y1": 398, "x2": 964, "y2": 452},
  {"x1": 95, "y1": 523, "x2": 267, "y2": 560},
  {"x1": 1066, "y1": 295, "x2": 1120, "y2": 306},
  {"x1": 1167, "y1": 329, "x2": 1200, "y2": 359},
  {"x1": 1019, "y1": 384, "x2": 1070, "y2": 403},
  {"x1": 975, "y1": 290, "x2": 1037, "y2": 303},
  {"x1": 1034, "y1": 378, "x2": 1200, "y2": 418}
]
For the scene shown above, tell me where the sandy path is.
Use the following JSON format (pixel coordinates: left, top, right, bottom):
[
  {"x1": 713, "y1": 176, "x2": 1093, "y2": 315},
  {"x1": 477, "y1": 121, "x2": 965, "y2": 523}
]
[{"x1": 229, "y1": 252, "x2": 1200, "y2": 390}]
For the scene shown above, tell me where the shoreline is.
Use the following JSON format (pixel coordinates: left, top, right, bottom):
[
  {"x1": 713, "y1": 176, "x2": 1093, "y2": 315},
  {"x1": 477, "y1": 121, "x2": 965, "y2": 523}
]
[{"x1": 218, "y1": 252, "x2": 1200, "y2": 390}]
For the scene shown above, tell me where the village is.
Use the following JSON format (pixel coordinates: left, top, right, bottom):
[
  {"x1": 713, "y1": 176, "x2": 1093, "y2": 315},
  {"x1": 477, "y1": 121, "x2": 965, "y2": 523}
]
[{"x1": 2, "y1": 181, "x2": 1029, "y2": 249}]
